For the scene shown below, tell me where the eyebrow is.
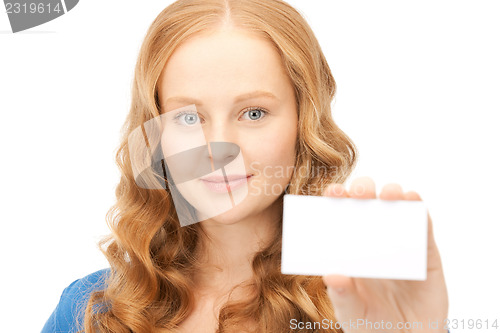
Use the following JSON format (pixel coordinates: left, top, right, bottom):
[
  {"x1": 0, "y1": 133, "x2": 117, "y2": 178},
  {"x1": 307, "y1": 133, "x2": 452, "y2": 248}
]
[{"x1": 163, "y1": 90, "x2": 278, "y2": 107}]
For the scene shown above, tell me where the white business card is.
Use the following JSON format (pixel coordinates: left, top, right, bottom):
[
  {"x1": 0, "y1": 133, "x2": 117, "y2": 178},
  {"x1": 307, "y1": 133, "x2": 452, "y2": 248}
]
[{"x1": 281, "y1": 194, "x2": 428, "y2": 280}]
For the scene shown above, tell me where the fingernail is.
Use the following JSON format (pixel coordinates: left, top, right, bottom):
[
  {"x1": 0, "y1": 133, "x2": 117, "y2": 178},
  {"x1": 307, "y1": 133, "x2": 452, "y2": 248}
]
[{"x1": 353, "y1": 184, "x2": 365, "y2": 196}]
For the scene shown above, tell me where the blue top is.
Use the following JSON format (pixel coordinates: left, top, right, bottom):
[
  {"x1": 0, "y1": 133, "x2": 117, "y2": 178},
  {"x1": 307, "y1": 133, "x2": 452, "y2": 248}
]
[
  {"x1": 41, "y1": 268, "x2": 110, "y2": 333},
  {"x1": 41, "y1": 269, "x2": 451, "y2": 333}
]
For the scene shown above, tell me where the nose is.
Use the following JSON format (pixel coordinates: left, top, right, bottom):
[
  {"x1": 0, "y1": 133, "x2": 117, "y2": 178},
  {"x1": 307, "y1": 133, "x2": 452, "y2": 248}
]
[
  {"x1": 207, "y1": 142, "x2": 240, "y2": 170},
  {"x1": 203, "y1": 122, "x2": 240, "y2": 170}
]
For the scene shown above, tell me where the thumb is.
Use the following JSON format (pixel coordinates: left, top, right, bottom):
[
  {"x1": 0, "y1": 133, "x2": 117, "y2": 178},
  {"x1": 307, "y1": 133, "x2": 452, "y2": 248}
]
[{"x1": 323, "y1": 274, "x2": 366, "y2": 324}]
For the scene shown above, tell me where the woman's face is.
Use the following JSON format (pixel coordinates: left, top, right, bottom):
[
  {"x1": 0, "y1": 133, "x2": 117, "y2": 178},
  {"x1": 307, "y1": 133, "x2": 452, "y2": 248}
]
[{"x1": 157, "y1": 27, "x2": 298, "y2": 225}]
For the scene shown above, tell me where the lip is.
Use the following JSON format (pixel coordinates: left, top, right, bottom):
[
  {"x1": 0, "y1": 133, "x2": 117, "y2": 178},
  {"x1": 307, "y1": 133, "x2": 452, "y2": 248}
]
[
  {"x1": 200, "y1": 174, "x2": 252, "y2": 193},
  {"x1": 200, "y1": 174, "x2": 250, "y2": 182}
]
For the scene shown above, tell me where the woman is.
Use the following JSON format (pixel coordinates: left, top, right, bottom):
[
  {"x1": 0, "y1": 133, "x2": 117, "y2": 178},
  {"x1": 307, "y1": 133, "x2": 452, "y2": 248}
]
[{"x1": 42, "y1": 0, "x2": 448, "y2": 332}]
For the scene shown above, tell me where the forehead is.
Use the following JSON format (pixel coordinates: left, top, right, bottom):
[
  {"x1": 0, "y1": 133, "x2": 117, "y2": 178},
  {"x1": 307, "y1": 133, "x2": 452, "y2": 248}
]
[{"x1": 158, "y1": 28, "x2": 292, "y2": 105}]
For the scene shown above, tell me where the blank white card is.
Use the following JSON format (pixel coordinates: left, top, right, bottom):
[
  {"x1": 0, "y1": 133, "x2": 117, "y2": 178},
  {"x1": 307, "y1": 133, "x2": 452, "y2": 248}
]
[{"x1": 281, "y1": 194, "x2": 428, "y2": 280}]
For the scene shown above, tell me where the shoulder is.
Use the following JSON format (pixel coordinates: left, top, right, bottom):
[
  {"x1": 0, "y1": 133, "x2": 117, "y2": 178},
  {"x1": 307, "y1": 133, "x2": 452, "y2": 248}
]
[
  {"x1": 59, "y1": 268, "x2": 110, "y2": 299},
  {"x1": 41, "y1": 268, "x2": 111, "y2": 333}
]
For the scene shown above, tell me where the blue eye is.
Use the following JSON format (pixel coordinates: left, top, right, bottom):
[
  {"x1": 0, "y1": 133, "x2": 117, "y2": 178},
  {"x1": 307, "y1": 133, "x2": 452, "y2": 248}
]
[
  {"x1": 173, "y1": 108, "x2": 267, "y2": 124},
  {"x1": 242, "y1": 107, "x2": 268, "y2": 121},
  {"x1": 174, "y1": 111, "x2": 200, "y2": 126}
]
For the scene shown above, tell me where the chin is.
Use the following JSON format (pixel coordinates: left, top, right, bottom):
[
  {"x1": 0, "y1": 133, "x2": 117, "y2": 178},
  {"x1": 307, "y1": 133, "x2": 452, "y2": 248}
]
[{"x1": 198, "y1": 201, "x2": 253, "y2": 226}]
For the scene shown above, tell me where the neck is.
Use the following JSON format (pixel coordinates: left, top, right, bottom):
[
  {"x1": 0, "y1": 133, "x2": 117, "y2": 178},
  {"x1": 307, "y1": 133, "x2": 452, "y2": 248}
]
[{"x1": 193, "y1": 197, "x2": 282, "y2": 294}]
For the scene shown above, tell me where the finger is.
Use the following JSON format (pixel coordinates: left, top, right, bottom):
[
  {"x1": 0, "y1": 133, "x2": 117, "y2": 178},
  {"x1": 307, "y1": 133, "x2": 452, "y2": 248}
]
[
  {"x1": 348, "y1": 176, "x2": 376, "y2": 199},
  {"x1": 403, "y1": 190, "x2": 422, "y2": 201},
  {"x1": 323, "y1": 183, "x2": 349, "y2": 198},
  {"x1": 379, "y1": 183, "x2": 404, "y2": 200},
  {"x1": 322, "y1": 274, "x2": 366, "y2": 320}
]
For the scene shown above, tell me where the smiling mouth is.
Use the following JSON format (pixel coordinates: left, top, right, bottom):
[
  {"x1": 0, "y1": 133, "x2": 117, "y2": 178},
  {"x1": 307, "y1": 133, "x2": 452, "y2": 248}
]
[
  {"x1": 200, "y1": 174, "x2": 252, "y2": 193},
  {"x1": 201, "y1": 174, "x2": 251, "y2": 182}
]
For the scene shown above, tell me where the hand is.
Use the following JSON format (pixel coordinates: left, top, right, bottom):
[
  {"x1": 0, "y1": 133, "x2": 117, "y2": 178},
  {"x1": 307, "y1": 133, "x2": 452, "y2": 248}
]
[{"x1": 322, "y1": 177, "x2": 449, "y2": 333}]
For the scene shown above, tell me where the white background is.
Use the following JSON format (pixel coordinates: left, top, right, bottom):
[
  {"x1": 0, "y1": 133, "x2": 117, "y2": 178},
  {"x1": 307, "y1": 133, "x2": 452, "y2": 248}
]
[{"x1": 1, "y1": 1, "x2": 499, "y2": 332}]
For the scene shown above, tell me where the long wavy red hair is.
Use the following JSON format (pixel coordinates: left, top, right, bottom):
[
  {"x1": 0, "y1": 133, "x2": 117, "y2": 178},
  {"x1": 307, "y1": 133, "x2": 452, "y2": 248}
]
[{"x1": 81, "y1": 0, "x2": 357, "y2": 332}]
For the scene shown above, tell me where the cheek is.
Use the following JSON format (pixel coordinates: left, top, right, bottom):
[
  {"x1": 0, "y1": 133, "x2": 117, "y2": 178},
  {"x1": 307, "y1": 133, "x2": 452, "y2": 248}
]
[{"x1": 245, "y1": 126, "x2": 297, "y2": 175}]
